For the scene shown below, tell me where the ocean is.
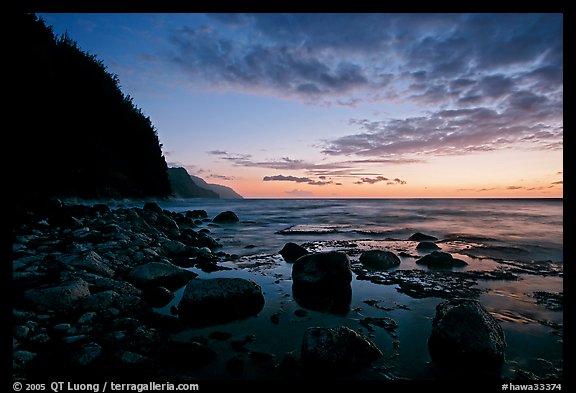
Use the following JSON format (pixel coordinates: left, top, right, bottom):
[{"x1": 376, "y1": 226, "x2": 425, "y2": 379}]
[{"x1": 112, "y1": 198, "x2": 563, "y2": 380}]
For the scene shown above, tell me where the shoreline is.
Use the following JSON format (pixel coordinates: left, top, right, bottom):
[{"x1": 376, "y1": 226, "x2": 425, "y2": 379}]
[{"x1": 12, "y1": 200, "x2": 563, "y2": 382}]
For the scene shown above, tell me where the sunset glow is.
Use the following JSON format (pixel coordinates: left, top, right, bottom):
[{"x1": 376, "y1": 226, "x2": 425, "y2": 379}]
[{"x1": 40, "y1": 13, "x2": 563, "y2": 198}]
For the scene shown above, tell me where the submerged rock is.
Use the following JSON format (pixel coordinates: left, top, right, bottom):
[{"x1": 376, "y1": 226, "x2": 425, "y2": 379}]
[
  {"x1": 178, "y1": 278, "x2": 265, "y2": 326},
  {"x1": 301, "y1": 326, "x2": 382, "y2": 372},
  {"x1": 416, "y1": 251, "x2": 468, "y2": 268},
  {"x1": 429, "y1": 298, "x2": 506, "y2": 366},
  {"x1": 213, "y1": 211, "x2": 240, "y2": 223},
  {"x1": 359, "y1": 250, "x2": 400, "y2": 270},
  {"x1": 279, "y1": 242, "x2": 309, "y2": 263}
]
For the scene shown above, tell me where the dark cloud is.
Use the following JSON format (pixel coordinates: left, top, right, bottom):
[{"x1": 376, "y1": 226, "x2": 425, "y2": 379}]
[
  {"x1": 263, "y1": 174, "x2": 333, "y2": 186},
  {"x1": 165, "y1": 13, "x2": 561, "y2": 105},
  {"x1": 263, "y1": 175, "x2": 312, "y2": 183},
  {"x1": 354, "y1": 176, "x2": 406, "y2": 185}
]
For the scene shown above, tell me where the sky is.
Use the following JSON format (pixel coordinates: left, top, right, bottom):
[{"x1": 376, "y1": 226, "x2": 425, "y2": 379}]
[{"x1": 38, "y1": 13, "x2": 563, "y2": 198}]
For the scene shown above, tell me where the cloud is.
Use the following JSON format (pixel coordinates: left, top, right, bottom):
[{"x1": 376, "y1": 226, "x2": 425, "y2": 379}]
[
  {"x1": 165, "y1": 13, "x2": 561, "y2": 106},
  {"x1": 285, "y1": 189, "x2": 314, "y2": 197},
  {"x1": 263, "y1": 175, "x2": 312, "y2": 183},
  {"x1": 323, "y1": 96, "x2": 563, "y2": 158},
  {"x1": 263, "y1": 174, "x2": 333, "y2": 186},
  {"x1": 354, "y1": 176, "x2": 407, "y2": 185}
]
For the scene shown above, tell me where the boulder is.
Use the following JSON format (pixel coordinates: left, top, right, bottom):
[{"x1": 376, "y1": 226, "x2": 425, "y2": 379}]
[
  {"x1": 416, "y1": 241, "x2": 441, "y2": 251},
  {"x1": 359, "y1": 250, "x2": 400, "y2": 270},
  {"x1": 178, "y1": 278, "x2": 264, "y2": 326},
  {"x1": 292, "y1": 251, "x2": 352, "y2": 314},
  {"x1": 126, "y1": 262, "x2": 197, "y2": 289},
  {"x1": 301, "y1": 326, "x2": 382, "y2": 372},
  {"x1": 416, "y1": 251, "x2": 468, "y2": 268},
  {"x1": 292, "y1": 251, "x2": 352, "y2": 286},
  {"x1": 279, "y1": 242, "x2": 309, "y2": 262},
  {"x1": 58, "y1": 250, "x2": 114, "y2": 278},
  {"x1": 141, "y1": 286, "x2": 175, "y2": 307},
  {"x1": 24, "y1": 278, "x2": 90, "y2": 312},
  {"x1": 213, "y1": 211, "x2": 240, "y2": 223},
  {"x1": 429, "y1": 298, "x2": 506, "y2": 366},
  {"x1": 408, "y1": 232, "x2": 438, "y2": 241}
]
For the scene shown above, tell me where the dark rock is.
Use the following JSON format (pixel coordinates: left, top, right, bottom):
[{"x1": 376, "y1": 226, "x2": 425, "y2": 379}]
[
  {"x1": 270, "y1": 313, "x2": 280, "y2": 325},
  {"x1": 279, "y1": 242, "x2": 309, "y2": 263},
  {"x1": 178, "y1": 278, "x2": 265, "y2": 327},
  {"x1": 58, "y1": 251, "x2": 114, "y2": 278},
  {"x1": 186, "y1": 210, "x2": 208, "y2": 219},
  {"x1": 24, "y1": 278, "x2": 90, "y2": 312},
  {"x1": 294, "y1": 309, "x2": 308, "y2": 317},
  {"x1": 159, "y1": 340, "x2": 217, "y2": 369},
  {"x1": 301, "y1": 326, "x2": 382, "y2": 372},
  {"x1": 292, "y1": 252, "x2": 352, "y2": 314},
  {"x1": 429, "y1": 298, "x2": 506, "y2": 366},
  {"x1": 126, "y1": 262, "x2": 197, "y2": 289},
  {"x1": 80, "y1": 290, "x2": 144, "y2": 314},
  {"x1": 416, "y1": 241, "x2": 441, "y2": 251},
  {"x1": 13, "y1": 350, "x2": 37, "y2": 371},
  {"x1": 408, "y1": 232, "x2": 438, "y2": 241},
  {"x1": 143, "y1": 202, "x2": 163, "y2": 214},
  {"x1": 416, "y1": 251, "x2": 468, "y2": 268},
  {"x1": 141, "y1": 286, "x2": 175, "y2": 307},
  {"x1": 292, "y1": 251, "x2": 352, "y2": 286},
  {"x1": 70, "y1": 342, "x2": 102, "y2": 367},
  {"x1": 359, "y1": 250, "x2": 401, "y2": 270},
  {"x1": 249, "y1": 351, "x2": 276, "y2": 363},
  {"x1": 213, "y1": 211, "x2": 240, "y2": 223}
]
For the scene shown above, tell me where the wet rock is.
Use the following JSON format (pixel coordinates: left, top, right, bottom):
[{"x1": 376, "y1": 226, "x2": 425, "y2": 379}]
[
  {"x1": 279, "y1": 242, "x2": 309, "y2": 263},
  {"x1": 141, "y1": 286, "x2": 175, "y2": 307},
  {"x1": 416, "y1": 241, "x2": 441, "y2": 251},
  {"x1": 292, "y1": 251, "x2": 352, "y2": 286},
  {"x1": 292, "y1": 252, "x2": 352, "y2": 314},
  {"x1": 532, "y1": 291, "x2": 563, "y2": 311},
  {"x1": 126, "y1": 262, "x2": 197, "y2": 289},
  {"x1": 58, "y1": 251, "x2": 114, "y2": 277},
  {"x1": 359, "y1": 250, "x2": 400, "y2": 270},
  {"x1": 416, "y1": 251, "x2": 468, "y2": 268},
  {"x1": 409, "y1": 232, "x2": 438, "y2": 241},
  {"x1": 178, "y1": 278, "x2": 265, "y2": 326},
  {"x1": 13, "y1": 350, "x2": 37, "y2": 371},
  {"x1": 24, "y1": 278, "x2": 91, "y2": 312},
  {"x1": 301, "y1": 326, "x2": 382, "y2": 372},
  {"x1": 186, "y1": 210, "x2": 208, "y2": 219},
  {"x1": 213, "y1": 211, "x2": 240, "y2": 223},
  {"x1": 429, "y1": 298, "x2": 506, "y2": 366},
  {"x1": 71, "y1": 342, "x2": 102, "y2": 367},
  {"x1": 143, "y1": 202, "x2": 163, "y2": 214},
  {"x1": 159, "y1": 339, "x2": 217, "y2": 369},
  {"x1": 80, "y1": 290, "x2": 144, "y2": 314}
]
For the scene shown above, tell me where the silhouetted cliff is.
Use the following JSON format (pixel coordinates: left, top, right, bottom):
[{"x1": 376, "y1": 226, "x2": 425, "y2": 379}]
[
  {"x1": 167, "y1": 168, "x2": 219, "y2": 199},
  {"x1": 15, "y1": 13, "x2": 171, "y2": 202},
  {"x1": 189, "y1": 175, "x2": 243, "y2": 199}
]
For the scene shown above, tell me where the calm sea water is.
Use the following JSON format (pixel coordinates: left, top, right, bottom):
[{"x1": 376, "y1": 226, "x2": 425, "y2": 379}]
[
  {"x1": 109, "y1": 198, "x2": 563, "y2": 380},
  {"x1": 156, "y1": 198, "x2": 563, "y2": 263}
]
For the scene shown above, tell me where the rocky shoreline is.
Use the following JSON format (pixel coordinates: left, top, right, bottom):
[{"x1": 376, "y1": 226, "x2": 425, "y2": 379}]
[{"x1": 12, "y1": 201, "x2": 563, "y2": 382}]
